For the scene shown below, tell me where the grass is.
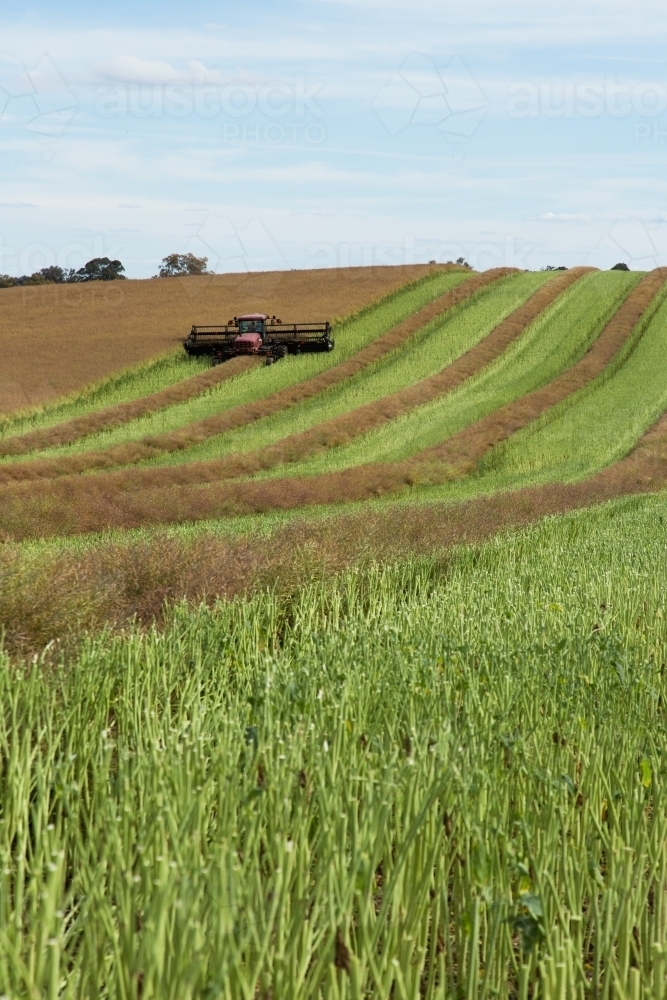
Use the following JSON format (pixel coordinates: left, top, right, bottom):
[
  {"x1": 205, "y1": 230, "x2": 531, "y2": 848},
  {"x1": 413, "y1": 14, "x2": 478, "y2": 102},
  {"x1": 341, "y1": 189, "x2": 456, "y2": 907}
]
[
  {"x1": 145, "y1": 271, "x2": 551, "y2": 469},
  {"x1": 9, "y1": 270, "x2": 472, "y2": 462},
  {"x1": 2, "y1": 492, "x2": 667, "y2": 996},
  {"x1": 257, "y1": 270, "x2": 640, "y2": 479},
  {"x1": 0, "y1": 263, "x2": 455, "y2": 415}
]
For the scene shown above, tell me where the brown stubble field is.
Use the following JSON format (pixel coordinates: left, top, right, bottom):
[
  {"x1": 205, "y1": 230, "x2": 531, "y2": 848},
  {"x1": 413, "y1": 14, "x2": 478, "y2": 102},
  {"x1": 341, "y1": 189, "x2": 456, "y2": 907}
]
[{"x1": 0, "y1": 263, "x2": 456, "y2": 416}]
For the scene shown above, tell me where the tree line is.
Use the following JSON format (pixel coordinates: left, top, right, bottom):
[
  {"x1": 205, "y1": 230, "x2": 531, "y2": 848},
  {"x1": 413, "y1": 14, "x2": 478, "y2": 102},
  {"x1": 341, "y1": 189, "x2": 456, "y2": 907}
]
[
  {"x1": 0, "y1": 258, "x2": 126, "y2": 288},
  {"x1": 0, "y1": 252, "x2": 213, "y2": 289}
]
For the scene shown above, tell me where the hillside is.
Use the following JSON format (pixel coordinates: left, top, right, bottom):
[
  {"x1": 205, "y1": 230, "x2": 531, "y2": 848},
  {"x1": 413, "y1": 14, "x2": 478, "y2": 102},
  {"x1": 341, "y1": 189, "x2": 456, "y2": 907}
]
[
  {"x1": 0, "y1": 263, "x2": 448, "y2": 415},
  {"x1": 3, "y1": 263, "x2": 667, "y2": 998},
  {"x1": 1, "y1": 263, "x2": 667, "y2": 544}
]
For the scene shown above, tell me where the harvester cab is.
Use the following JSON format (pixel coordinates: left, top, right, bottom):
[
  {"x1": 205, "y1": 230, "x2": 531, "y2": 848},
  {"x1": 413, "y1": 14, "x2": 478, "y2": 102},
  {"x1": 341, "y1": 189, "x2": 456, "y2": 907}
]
[
  {"x1": 237, "y1": 314, "x2": 267, "y2": 338},
  {"x1": 184, "y1": 311, "x2": 334, "y2": 365}
]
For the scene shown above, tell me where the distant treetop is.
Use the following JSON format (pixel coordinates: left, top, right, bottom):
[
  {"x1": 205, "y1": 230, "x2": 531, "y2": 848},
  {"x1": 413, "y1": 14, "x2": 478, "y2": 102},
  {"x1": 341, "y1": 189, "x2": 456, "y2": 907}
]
[
  {"x1": 611, "y1": 262, "x2": 630, "y2": 271},
  {"x1": 0, "y1": 257, "x2": 126, "y2": 289},
  {"x1": 75, "y1": 258, "x2": 126, "y2": 282},
  {"x1": 158, "y1": 253, "x2": 210, "y2": 278}
]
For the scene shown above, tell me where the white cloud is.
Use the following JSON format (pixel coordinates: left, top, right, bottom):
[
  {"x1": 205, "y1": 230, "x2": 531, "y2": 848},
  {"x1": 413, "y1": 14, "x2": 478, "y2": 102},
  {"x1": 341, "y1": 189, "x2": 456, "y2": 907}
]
[
  {"x1": 541, "y1": 213, "x2": 591, "y2": 221},
  {"x1": 95, "y1": 56, "x2": 245, "y2": 86}
]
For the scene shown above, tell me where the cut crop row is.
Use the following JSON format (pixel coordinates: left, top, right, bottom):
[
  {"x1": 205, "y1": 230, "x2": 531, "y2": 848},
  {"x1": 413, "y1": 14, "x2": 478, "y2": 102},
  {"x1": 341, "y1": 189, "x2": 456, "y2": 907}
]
[
  {"x1": 0, "y1": 269, "x2": 662, "y2": 537},
  {"x1": 472, "y1": 280, "x2": 667, "y2": 486},
  {"x1": 276, "y1": 268, "x2": 640, "y2": 480},
  {"x1": 0, "y1": 355, "x2": 260, "y2": 457},
  {"x1": 0, "y1": 268, "x2": 513, "y2": 484},
  {"x1": 0, "y1": 349, "x2": 210, "y2": 440}
]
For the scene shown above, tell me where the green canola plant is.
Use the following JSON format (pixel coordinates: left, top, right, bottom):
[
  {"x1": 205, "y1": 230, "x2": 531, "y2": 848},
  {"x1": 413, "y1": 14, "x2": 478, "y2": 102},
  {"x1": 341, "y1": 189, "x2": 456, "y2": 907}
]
[{"x1": 2, "y1": 493, "x2": 667, "y2": 998}]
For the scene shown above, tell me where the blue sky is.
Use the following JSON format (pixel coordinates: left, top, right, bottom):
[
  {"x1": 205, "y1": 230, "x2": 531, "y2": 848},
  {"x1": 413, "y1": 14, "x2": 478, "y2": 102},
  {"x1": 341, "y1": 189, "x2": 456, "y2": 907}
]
[{"x1": 2, "y1": 0, "x2": 667, "y2": 277}]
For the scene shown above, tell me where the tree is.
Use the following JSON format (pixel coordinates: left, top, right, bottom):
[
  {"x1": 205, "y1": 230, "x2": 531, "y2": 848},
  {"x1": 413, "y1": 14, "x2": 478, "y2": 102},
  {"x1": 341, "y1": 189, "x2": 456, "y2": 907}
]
[
  {"x1": 75, "y1": 258, "x2": 126, "y2": 282},
  {"x1": 37, "y1": 265, "x2": 73, "y2": 284},
  {"x1": 158, "y1": 253, "x2": 210, "y2": 277},
  {"x1": 611, "y1": 262, "x2": 630, "y2": 271}
]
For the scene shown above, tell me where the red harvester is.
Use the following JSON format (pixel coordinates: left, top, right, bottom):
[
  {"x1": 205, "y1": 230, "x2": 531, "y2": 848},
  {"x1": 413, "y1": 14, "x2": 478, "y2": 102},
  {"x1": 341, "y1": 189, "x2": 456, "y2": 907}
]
[{"x1": 184, "y1": 313, "x2": 334, "y2": 366}]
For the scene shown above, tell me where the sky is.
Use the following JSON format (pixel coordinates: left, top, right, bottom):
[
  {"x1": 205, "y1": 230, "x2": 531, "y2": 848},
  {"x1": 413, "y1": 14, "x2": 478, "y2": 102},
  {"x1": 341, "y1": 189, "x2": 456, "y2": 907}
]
[{"x1": 2, "y1": 0, "x2": 667, "y2": 277}]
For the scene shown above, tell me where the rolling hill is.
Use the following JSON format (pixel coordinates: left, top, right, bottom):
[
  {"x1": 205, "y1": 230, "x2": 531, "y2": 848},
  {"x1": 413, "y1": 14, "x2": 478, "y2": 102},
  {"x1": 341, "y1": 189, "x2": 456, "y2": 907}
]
[
  {"x1": 1, "y1": 263, "x2": 667, "y2": 543},
  {"x1": 3, "y1": 262, "x2": 667, "y2": 999},
  {"x1": 0, "y1": 263, "x2": 447, "y2": 415}
]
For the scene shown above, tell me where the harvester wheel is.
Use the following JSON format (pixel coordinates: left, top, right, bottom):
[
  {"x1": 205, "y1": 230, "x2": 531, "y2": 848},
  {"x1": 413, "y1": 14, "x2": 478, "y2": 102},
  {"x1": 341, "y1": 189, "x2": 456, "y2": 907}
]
[{"x1": 325, "y1": 338, "x2": 335, "y2": 352}]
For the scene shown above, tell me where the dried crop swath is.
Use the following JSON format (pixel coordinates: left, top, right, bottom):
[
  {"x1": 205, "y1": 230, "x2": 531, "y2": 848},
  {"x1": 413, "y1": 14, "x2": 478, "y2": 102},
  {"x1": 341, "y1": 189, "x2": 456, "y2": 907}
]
[
  {"x1": 0, "y1": 355, "x2": 260, "y2": 457},
  {"x1": 282, "y1": 268, "x2": 640, "y2": 479},
  {"x1": 0, "y1": 268, "x2": 504, "y2": 482},
  {"x1": 0, "y1": 349, "x2": 210, "y2": 439}
]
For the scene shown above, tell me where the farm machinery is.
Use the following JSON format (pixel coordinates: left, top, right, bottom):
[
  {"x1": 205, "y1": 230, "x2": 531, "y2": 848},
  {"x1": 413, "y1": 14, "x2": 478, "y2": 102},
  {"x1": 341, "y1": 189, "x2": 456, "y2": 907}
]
[{"x1": 184, "y1": 313, "x2": 334, "y2": 365}]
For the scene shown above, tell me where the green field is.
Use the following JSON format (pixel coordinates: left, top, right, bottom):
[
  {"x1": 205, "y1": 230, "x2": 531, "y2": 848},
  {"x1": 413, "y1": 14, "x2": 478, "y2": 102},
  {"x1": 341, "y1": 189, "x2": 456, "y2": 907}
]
[
  {"x1": 2, "y1": 264, "x2": 667, "y2": 998},
  {"x1": 3, "y1": 494, "x2": 667, "y2": 998},
  {"x1": 261, "y1": 269, "x2": 640, "y2": 479}
]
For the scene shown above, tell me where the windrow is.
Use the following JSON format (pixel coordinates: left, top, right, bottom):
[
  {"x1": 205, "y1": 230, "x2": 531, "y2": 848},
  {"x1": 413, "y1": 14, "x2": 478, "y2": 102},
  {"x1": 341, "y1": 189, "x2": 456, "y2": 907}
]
[
  {"x1": 34, "y1": 267, "x2": 584, "y2": 493},
  {"x1": 135, "y1": 267, "x2": 591, "y2": 485},
  {"x1": 0, "y1": 355, "x2": 260, "y2": 458},
  {"x1": 409, "y1": 266, "x2": 667, "y2": 478},
  {"x1": 1, "y1": 265, "x2": 659, "y2": 536},
  {"x1": 7, "y1": 365, "x2": 667, "y2": 540},
  {"x1": 0, "y1": 267, "x2": 515, "y2": 486}
]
